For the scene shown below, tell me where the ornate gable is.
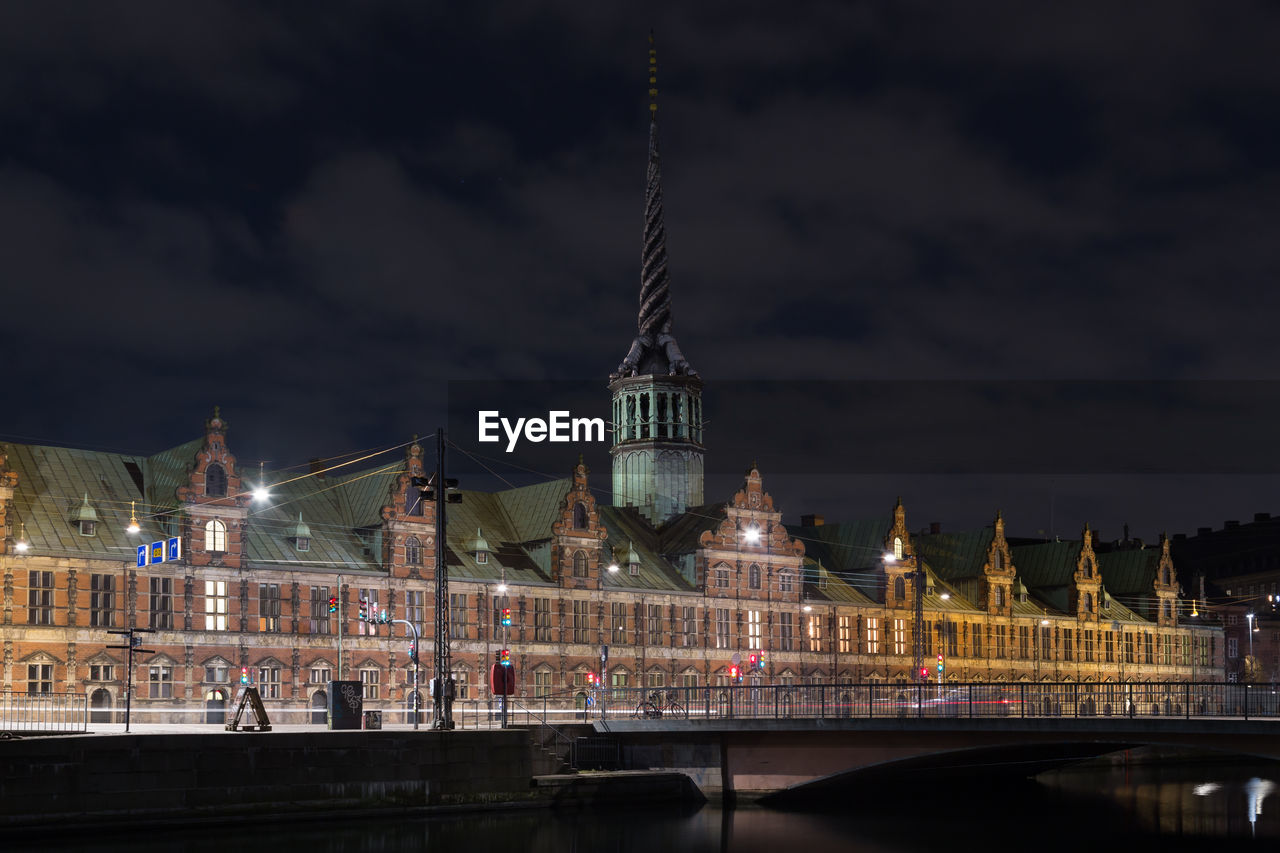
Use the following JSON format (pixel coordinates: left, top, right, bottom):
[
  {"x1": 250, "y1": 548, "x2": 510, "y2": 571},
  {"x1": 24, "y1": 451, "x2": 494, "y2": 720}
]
[
  {"x1": 881, "y1": 498, "x2": 921, "y2": 609},
  {"x1": 380, "y1": 439, "x2": 436, "y2": 579},
  {"x1": 551, "y1": 459, "x2": 608, "y2": 589},
  {"x1": 697, "y1": 466, "x2": 803, "y2": 601},
  {"x1": 1071, "y1": 524, "x2": 1103, "y2": 621},
  {"x1": 0, "y1": 445, "x2": 16, "y2": 555},
  {"x1": 1153, "y1": 534, "x2": 1179, "y2": 627},
  {"x1": 982, "y1": 511, "x2": 1017, "y2": 616},
  {"x1": 177, "y1": 408, "x2": 249, "y2": 569}
]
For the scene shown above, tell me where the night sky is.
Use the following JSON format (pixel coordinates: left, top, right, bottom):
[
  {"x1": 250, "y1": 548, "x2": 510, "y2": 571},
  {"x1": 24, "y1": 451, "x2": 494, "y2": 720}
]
[{"x1": 5, "y1": 2, "x2": 1280, "y2": 542}]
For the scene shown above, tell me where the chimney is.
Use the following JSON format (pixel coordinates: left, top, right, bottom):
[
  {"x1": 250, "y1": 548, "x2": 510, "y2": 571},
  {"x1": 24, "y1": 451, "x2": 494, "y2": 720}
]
[
  {"x1": 930, "y1": 522, "x2": 941, "y2": 535},
  {"x1": 800, "y1": 514, "x2": 824, "y2": 527},
  {"x1": 309, "y1": 457, "x2": 325, "y2": 477}
]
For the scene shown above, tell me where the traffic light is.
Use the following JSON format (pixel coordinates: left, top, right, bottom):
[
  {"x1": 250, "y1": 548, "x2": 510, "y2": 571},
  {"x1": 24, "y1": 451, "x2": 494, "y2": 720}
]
[
  {"x1": 500, "y1": 649, "x2": 511, "y2": 667},
  {"x1": 408, "y1": 641, "x2": 418, "y2": 665},
  {"x1": 729, "y1": 664, "x2": 741, "y2": 683},
  {"x1": 501, "y1": 607, "x2": 512, "y2": 627},
  {"x1": 240, "y1": 667, "x2": 250, "y2": 685},
  {"x1": 748, "y1": 653, "x2": 758, "y2": 669},
  {"x1": 585, "y1": 672, "x2": 596, "y2": 686},
  {"x1": 756, "y1": 652, "x2": 766, "y2": 671},
  {"x1": 357, "y1": 597, "x2": 367, "y2": 621},
  {"x1": 937, "y1": 653, "x2": 944, "y2": 674},
  {"x1": 328, "y1": 595, "x2": 338, "y2": 614},
  {"x1": 920, "y1": 667, "x2": 929, "y2": 681}
]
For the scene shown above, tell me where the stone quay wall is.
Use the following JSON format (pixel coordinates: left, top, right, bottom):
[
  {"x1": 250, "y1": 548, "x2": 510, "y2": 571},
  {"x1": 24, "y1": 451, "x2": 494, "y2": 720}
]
[{"x1": 0, "y1": 729, "x2": 539, "y2": 829}]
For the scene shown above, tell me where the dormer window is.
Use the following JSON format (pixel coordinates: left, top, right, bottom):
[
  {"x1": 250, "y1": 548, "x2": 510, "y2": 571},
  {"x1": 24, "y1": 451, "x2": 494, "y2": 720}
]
[
  {"x1": 72, "y1": 494, "x2": 99, "y2": 537},
  {"x1": 992, "y1": 551, "x2": 1004, "y2": 570},
  {"x1": 1081, "y1": 557, "x2": 1094, "y2": 578},
  {"x1": 465, "y1": 528, "x2": 491, "y2": 565},
  {"x1": 893, "y1": 537, "x2": 904, "y2": 560},
  {"x1": 293, "y1": 513, "x2": 311, "y2": 552},
  {"x1": 573, "y1": 502, "x2": 588, "y2": 530},
  {"x1": 405, "y1": 536, "x2": 422, "y2": 565},
  {"x1": 994, "y1": 585, "x2": 1006, "y2": 608}
]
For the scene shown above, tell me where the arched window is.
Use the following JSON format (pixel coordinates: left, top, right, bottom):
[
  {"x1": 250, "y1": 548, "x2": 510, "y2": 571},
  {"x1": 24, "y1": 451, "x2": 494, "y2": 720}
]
[
  {"x1": 205, "y1": 519, "x2": 227, "y2": 553},
  {"x1": 573, "y1": 550, "x2": 588, "y2": 578},
  {"x1": 1160, "y1": 565, "x2": 1170, "y2": 585},
  {"x1": 1084, "y1": 592, "x2": 1093, "y2": 613},
  {"x1": 572, "y1": 502, "x2": 588, "y2": 530},
  {"x1": 1082, "y1": 557, "x2": 1093, "y2": 578},
  {"x1": 893, "y1": 537, "x2": 904, "y2": 560},
  {"x1": 205, "y1": 464, "x2": 227, "y2": 498},
  {"x1": 748, "y1": 564, "x2": 762, "y2": 590},
  {"x1": 894, "y1": 576, "x2": 906, "y2": 600},
  {"x1": 403, "y1": 484, "x2": 422, "y2": 517},
  {"x1": 992, "y1": 551, "x2": 1004, "y2": 570},
  {"x1": 994, "y1": 585, "x2": 1005, "y2": 608},
  {"x1": 405, "y1": 536, "x2": 421, "y2": 565}
]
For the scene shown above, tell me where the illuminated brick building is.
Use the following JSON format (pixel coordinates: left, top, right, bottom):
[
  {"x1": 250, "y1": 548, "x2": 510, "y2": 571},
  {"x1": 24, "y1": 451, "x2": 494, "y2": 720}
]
[{"x1": 0, "y1": 50, "x2": 1222, "y2": 723}]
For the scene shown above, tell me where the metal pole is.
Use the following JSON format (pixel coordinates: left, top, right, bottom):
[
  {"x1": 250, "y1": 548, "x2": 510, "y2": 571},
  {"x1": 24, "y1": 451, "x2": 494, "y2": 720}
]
[
  {"x1": 125, "y1": 639, "x2": 134, "y2": 733},
  {"x1": 433, "y1": 427, "x2": 454, "y2": 730},
  {"x1": 337, "y1": 573, "x2": 344, "y2": 681}
]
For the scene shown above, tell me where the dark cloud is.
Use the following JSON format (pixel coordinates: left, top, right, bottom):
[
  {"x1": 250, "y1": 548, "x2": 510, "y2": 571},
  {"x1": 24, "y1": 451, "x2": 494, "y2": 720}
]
[{"x1": 3, "y1": 1, "x2": 1280, "y2": 539}]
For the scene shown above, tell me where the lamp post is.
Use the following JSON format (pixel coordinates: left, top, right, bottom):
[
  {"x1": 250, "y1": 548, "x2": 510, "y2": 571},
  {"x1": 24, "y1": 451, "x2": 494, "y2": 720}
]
[
  {"x1": 1246, "y1": 612, "x2": 1257, "y2": 682},
  {"x1": 598, "y1": 557, "x2": 619, "y2": 718}
]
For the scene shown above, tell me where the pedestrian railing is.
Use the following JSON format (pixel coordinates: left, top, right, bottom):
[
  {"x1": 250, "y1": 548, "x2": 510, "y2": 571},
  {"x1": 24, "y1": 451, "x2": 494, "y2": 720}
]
[
  {"x1": 0, "y1": 690, "x2": 88, "y2": 733},
  {"x1": 575, "y1": 681, "x2": 1280, "y2": 722}
]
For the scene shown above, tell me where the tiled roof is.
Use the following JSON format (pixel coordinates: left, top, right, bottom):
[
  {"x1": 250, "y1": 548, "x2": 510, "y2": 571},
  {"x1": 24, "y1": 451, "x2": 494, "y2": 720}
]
[{"x1": 914, "y1": 529, "x2": 995, "y2": 581}]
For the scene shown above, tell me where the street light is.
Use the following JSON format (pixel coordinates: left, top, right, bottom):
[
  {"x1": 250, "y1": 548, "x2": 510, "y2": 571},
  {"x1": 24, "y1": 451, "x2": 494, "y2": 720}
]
[{"x1": 1246, "y1": 612, "x2": 1257, "y2": 681}]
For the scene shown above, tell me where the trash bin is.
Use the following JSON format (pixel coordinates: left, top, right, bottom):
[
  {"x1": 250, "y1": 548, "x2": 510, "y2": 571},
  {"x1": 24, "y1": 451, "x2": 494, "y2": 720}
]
[{"x1": 362, "y1": 710, "x2": 382, "y2": 730}]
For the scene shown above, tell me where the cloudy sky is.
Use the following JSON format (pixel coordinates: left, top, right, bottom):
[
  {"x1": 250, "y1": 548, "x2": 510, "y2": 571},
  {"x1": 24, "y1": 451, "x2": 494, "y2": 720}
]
[{"x1": 4, "y1": 1, "x2": 1280, "y2": 540}]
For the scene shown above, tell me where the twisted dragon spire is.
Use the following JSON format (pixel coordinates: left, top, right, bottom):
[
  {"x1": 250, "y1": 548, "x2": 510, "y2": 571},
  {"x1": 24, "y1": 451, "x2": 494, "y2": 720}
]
[{"x1": 613, "y1": 32, "x2": 696, "y2": 380}]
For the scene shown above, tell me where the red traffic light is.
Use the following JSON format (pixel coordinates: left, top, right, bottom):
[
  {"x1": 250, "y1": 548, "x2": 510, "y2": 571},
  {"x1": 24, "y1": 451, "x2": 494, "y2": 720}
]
[{"x1": 748, "y1": 653, "x2": 757, "y2": 668}]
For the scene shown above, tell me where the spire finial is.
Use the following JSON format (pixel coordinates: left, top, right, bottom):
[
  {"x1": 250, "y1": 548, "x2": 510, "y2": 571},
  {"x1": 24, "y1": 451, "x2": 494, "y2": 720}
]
[{"x1": 649, "y1": 30, "x2": 658, "y2": 120}]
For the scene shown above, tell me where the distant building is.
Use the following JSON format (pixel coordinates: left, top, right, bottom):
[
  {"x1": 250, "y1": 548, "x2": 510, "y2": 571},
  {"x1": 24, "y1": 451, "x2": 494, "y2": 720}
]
[{"x1": 1172, "y1": 517, "x2": 1280, "y2": 683}]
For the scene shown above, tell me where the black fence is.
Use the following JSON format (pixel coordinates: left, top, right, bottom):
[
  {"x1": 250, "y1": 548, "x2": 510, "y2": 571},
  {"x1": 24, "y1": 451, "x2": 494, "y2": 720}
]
[{"x1": 587, "y1": 682, "x2": 1280, "y2": 722}]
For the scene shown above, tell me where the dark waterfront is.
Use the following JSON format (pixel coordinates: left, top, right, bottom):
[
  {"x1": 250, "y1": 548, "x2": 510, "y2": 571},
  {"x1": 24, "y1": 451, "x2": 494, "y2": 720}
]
[{"x1": 19, "y1": 751, "x2": 1280, "y2": 853}]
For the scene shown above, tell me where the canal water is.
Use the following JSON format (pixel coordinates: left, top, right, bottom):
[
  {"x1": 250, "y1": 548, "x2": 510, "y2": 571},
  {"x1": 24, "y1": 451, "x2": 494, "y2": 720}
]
[{"x1": 23, "y1": 751, "x2": 1280, "y2": 852}]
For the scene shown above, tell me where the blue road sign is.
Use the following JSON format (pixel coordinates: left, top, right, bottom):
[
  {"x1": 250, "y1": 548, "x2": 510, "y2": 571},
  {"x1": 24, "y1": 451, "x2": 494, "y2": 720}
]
[
  {"x1": 137, "y1": 544, "x2": 147, "y2": 568},
  {"x1": 148, "y1": 541, "x2": 165, "y2": 565},
  {"x1": 167, "y1": 537, "x2": 181, "y2": 561}
]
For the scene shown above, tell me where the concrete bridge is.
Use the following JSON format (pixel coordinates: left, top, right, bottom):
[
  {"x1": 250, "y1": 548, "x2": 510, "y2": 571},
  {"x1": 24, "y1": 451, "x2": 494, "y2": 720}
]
[{"x1": 591, "y1": 716, "x2": 1280, "y2": 803}]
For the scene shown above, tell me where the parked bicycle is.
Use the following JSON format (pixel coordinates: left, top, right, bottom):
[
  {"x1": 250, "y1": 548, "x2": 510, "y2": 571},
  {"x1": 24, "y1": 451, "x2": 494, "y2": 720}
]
[{"x1": 632, "y1": 690, "x2": 688, "y2": 720}]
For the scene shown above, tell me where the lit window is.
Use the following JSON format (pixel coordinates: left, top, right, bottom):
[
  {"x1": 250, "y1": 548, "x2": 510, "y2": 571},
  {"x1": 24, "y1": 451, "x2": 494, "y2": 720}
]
[
  {"x1": 204, "y1": 581, "x2": 228, "y2": 631},
  {"x1": 893, "y1": 537, "x2": 904, "y2": 560},
  {"x1": 205, "y1": 519, "x2": 227, "y2": 553}
]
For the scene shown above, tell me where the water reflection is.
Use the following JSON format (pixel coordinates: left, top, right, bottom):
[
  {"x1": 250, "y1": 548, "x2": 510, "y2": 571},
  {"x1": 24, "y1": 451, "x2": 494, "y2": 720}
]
[
  {"x1": 18, "y1": 753, "x2": 1280, "y2": 853},
  {"x1": 1039, "y1": 749, "x2": 1279, "y2": 840}
]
